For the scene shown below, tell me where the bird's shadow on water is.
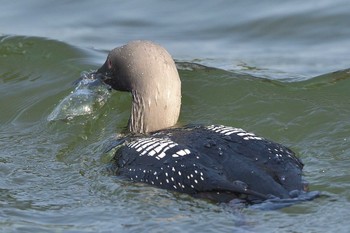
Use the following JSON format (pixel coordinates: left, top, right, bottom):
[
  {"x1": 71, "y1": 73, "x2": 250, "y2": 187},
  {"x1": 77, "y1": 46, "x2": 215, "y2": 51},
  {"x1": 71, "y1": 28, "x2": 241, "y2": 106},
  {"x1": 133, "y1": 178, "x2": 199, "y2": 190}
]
[{"x1": 244, "y1": 191, "x2": 321, "y2": 210}]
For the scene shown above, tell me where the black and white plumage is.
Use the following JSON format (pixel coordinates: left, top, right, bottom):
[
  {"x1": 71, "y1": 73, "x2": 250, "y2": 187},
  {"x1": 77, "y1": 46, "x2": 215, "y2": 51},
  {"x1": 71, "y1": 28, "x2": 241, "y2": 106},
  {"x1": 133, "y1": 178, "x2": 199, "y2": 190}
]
[
  {"x1": 94, "y1": 40, "x2": 311, "y2": 204},
  {"x1": 113, "y1": 125, "x2": 304, "y2": 203}
]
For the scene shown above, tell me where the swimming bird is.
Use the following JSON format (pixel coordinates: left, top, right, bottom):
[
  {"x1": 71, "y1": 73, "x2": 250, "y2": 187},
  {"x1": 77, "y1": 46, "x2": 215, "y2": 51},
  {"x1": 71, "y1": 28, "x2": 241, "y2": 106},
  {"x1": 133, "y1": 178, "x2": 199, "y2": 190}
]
[{"x1": 95, "y1": 40, "x2": 307, "y2": 203}]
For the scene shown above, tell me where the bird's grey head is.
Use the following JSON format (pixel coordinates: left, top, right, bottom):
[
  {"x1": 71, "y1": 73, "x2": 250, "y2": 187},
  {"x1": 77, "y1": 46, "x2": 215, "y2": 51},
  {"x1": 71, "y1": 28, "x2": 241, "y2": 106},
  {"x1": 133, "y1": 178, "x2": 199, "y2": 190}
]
[{"x1": 96, "y1": 40, "x2": 181, "y2": 134}]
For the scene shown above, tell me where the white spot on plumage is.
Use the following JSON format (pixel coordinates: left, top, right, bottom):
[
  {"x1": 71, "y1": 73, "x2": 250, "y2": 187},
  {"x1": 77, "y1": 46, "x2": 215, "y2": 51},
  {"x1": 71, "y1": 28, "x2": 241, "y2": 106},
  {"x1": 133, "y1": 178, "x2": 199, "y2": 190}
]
[
  {"x1": 174, "y1": 149, "x2": 191, "y2": 157},
  {"x1": 194, "y1": 179, "x2": 198, "y2": 184},
  {"x1": 178, "y1": 171, "x2": 182, "y2": 176},
  {"x1": 166, "y1": 179, "x2": 169, "y2": 183},
  {"x1": 148, "y1": 150, "x2": 156, "y2": 156},
  {"x1": 176, "y1": 150, "x2": 186, "y2": 156},
  {"x1": 224, "y1": 132, "x2": 234, "y2": 135},
  {"x1": 136, "y1": 147, "x2": 144, "y2": 152},
  {"x1": 156, "y1": 152, "x2": 166, "y2": 159},
  {"x1": 172, "y1": 147, "x2": 191, "y2": 157}
]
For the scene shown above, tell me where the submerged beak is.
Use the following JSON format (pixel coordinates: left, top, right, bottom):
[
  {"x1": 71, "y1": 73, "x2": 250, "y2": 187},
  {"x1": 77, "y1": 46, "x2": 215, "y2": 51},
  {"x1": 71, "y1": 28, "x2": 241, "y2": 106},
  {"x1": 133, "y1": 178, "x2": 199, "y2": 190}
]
[
  {"x1": 73, "y1": 61, "x2": 113, "y2": 89},
  {"x1": 94, "y1": 61, "x2": 112, "y2": 83},
  {"x1": 93, "y1": 71, "x2": 111, "y2": 83}
]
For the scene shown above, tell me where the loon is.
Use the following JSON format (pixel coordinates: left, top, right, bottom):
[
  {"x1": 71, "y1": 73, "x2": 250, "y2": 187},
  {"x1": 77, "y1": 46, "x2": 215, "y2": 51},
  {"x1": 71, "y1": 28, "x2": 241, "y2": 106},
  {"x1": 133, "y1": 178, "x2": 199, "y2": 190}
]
[{"x1": 95, "y1": 40, "x2": 308, "y2": 203}]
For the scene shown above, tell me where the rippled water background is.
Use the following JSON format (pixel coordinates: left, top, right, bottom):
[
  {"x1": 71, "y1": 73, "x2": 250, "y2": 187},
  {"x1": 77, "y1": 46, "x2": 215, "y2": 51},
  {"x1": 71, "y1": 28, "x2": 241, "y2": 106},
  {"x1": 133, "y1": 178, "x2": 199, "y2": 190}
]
[{"x1": 1, "y1": 1, "x2": 350, "y2": 232}]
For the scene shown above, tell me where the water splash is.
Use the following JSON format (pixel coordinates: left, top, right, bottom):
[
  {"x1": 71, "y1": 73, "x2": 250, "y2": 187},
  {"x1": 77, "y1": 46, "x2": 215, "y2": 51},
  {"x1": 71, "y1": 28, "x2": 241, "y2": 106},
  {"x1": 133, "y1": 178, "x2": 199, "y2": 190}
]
[{"x1": 47, "y1": 71, "x2": 111, "y2": 121}]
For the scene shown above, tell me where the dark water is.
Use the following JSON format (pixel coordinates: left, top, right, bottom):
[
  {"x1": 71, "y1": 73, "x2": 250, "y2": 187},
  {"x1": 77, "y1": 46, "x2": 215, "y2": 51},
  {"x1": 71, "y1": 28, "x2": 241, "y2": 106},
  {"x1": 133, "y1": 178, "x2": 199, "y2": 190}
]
[{"x1": 1, "y1": 1, "x2": 350, "y2": 232}]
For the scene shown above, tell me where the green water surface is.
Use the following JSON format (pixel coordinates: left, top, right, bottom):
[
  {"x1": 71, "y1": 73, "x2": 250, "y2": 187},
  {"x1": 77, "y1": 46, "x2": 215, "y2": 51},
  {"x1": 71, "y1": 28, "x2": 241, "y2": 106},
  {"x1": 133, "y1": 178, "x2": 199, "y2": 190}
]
[{"x1": 1, "y1": 35, "x2": 349, "y2": 232}]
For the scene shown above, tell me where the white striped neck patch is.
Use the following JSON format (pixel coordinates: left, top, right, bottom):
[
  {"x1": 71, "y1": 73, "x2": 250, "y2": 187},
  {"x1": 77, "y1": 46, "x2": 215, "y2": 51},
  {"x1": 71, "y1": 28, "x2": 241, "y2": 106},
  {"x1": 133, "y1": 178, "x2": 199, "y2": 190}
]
[
  {"x1": 127, "y1": 137, "x2": 191, "y2": 160},
  {"x1": 206, "y1": 125, "x2": 263, "y2": 141}
]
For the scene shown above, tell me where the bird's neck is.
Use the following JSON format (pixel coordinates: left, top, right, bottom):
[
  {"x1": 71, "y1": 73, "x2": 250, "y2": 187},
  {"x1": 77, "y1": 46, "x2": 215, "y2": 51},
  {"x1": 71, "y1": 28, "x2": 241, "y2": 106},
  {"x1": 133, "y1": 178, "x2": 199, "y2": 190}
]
[{"x1": 129, "y1": 82, "x2": 181, "y2": 134}]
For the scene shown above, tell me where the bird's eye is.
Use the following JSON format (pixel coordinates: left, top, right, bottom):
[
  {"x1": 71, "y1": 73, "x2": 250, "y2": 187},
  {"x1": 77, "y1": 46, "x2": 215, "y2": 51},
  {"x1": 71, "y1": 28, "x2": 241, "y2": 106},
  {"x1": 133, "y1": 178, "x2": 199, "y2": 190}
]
[{"x1": 108, "y1": 58, "x2": 112, "y2": 69}]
